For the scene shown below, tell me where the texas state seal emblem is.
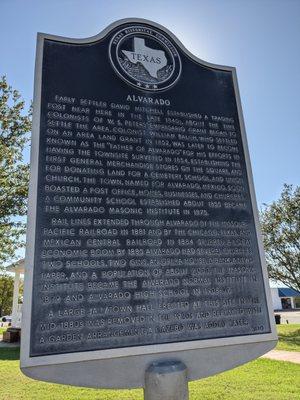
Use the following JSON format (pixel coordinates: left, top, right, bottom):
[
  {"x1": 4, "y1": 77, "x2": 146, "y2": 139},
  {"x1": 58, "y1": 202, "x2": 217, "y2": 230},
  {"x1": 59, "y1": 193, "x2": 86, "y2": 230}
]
[{"x1": 109, "y1": 25, "x2": 181, "y2": 91}]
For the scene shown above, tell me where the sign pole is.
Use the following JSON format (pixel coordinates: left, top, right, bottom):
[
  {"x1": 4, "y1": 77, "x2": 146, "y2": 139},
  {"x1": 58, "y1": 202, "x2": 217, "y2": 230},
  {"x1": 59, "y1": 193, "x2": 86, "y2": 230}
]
[{"x1": 144, "y1": 360, "x2": 189, "y2": 400}]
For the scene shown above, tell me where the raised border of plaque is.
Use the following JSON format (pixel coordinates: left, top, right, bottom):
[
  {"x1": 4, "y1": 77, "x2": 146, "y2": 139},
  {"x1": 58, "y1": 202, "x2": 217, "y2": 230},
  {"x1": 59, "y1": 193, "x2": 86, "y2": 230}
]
[{"x1": 21, "y1": 18, "x2": 277, "y2": 388}]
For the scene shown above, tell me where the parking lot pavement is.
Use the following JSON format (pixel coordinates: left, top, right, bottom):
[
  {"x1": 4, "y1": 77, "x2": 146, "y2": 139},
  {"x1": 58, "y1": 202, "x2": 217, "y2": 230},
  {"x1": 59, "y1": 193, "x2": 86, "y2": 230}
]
[{"x1": 275, "y1": 311, "x2": 300, "y2": 324}]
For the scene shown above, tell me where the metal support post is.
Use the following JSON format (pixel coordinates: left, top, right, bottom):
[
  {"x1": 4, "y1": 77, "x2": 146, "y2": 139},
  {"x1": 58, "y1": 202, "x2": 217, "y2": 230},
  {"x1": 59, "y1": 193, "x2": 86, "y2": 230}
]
[{"x1": 144, "y1": 360, "x2": 189, "y2": 400}]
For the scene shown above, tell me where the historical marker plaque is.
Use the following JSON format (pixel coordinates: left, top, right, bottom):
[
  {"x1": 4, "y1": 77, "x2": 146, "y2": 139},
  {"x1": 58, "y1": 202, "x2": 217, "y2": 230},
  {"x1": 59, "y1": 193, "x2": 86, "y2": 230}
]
[{"x1": 21, "y1": 19, "x2": 277, "y2": 388}]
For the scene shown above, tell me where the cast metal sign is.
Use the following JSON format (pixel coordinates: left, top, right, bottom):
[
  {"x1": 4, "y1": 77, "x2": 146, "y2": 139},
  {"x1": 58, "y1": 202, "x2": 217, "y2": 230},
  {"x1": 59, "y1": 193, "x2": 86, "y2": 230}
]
[{"x1": 21, "y1": 18, "x2": 277, "y2": 388}]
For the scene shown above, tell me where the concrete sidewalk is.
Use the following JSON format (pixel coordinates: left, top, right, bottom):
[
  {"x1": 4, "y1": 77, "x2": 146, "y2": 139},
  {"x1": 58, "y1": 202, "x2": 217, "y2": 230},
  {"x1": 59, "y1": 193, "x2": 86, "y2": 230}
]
[{"x1": 261, "y1": 349, "x2": 300, "y2": 364}]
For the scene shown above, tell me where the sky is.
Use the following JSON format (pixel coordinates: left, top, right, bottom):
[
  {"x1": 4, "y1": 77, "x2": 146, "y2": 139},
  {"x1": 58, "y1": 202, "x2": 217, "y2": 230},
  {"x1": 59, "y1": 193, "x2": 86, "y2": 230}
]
[
  {"x1": 1, "y1": 0, "x2": 299, "y2": 285},
  {"x1": 1, "y1": 0, "x2": 299, "y2": 208}
]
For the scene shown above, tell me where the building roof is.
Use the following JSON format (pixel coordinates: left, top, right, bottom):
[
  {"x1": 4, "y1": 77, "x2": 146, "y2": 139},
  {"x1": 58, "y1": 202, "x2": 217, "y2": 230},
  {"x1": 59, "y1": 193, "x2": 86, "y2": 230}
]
[
  {"x1": 278, "y1": 287, "x2": 300, "y2": 298},
  {"x1": 6, "y1": 259, "x2": 25, "y2": 274}
]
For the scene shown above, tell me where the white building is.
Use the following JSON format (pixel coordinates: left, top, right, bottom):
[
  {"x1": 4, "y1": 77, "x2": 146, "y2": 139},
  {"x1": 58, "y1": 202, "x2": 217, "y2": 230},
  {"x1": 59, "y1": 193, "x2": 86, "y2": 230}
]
[
  {"x1": 271, "y1": 287, "x2": 300, "y2": 311},
  {"x1": 6, "y1": 259, "x2": 24, "y2": 328}
]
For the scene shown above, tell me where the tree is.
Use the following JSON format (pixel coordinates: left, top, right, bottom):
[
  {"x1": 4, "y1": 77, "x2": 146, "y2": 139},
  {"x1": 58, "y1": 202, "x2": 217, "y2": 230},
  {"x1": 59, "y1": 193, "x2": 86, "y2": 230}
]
[
  {"x1": 260, "y1": 184, "x2": 300, "y2": 291},
  {"x1": 0, "y1": 273, "x2": 23, "y2": 316},
  {"x1": 0, "y1": 76, "x2": 31, "y2": 267},
  {"x1": 0, "y1": 274, "x2": 14, "y2": 316}
]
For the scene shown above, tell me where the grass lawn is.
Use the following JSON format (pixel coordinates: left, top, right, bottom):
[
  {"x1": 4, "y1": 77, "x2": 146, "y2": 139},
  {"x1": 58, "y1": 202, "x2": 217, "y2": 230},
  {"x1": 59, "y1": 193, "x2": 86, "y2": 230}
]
[
  {"x1": 276, "y1": 324, "x2": 300, "y2": 352},
  {"x1": 0, "y1": 347, "x2": 299, "y2": 400}
]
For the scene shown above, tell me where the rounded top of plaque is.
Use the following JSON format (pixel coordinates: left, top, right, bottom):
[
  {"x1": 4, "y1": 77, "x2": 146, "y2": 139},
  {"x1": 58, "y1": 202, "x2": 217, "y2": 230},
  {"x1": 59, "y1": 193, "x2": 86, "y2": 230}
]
[{"x1": 37, "y1": 18, "x2": 236, "y2": 86}]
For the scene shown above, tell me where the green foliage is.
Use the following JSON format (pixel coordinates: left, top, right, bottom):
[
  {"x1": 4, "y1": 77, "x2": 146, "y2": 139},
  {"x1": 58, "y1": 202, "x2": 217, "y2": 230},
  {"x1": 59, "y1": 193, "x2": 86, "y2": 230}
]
[
  {"x1": 260, "y1": 184, "x2": 300, "y2": 291},
  {"x1": 0, "y1": 274, "x2": 14, "y2": 316},
  {"x1": 0, "y1": 76, "x2": 31, "y2": 266}
]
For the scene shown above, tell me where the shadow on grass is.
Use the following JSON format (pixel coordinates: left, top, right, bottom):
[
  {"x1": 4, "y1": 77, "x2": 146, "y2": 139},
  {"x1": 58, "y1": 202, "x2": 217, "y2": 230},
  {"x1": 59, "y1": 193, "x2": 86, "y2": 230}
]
[
  {"x1": 276, "y1": 324, "x2": 300, "y2": 352},
  {"x1": 278, "y1": 327, "x2": 300, "y2": 345},
  {"x1": 0, "y1": 347, "x2": 20, "y2": 360},
  {"x1": 278, "y1": 327, "x2": 300, "y2": 337}
]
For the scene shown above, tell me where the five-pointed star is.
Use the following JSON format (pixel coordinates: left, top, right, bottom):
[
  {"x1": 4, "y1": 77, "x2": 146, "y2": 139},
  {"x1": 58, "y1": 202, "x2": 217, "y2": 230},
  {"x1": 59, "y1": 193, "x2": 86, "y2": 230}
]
[
  {"x1": 145, "y1": 84, "x2": 150, "y2": 88},
  {"x1": 137, "y1": 82, "x2": 142, "y2": 86}
]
